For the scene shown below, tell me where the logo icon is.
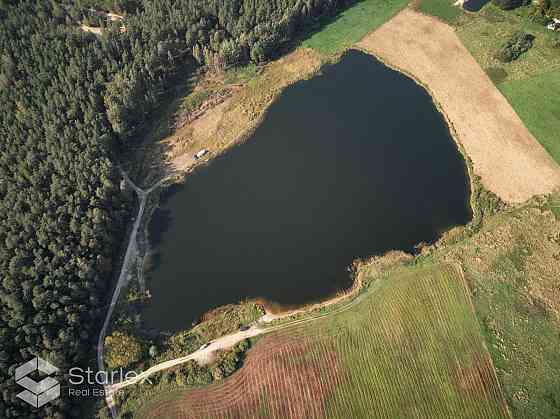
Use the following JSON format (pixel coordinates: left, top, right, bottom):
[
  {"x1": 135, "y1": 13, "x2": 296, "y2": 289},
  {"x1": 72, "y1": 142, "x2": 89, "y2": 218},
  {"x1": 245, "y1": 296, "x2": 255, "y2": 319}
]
[{"x1": 15, "y1": 357, "x2": 60, "y2": 408}]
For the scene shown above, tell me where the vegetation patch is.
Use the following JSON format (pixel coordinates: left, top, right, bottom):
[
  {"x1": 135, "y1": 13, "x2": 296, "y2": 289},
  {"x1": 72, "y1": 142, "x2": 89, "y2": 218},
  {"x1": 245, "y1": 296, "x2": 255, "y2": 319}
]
[
  {"x1": 110, "y1": 339, "x2": 252, "y2": 418},
  {"x1": 485, "y1": 66, "x2": 509, "y2": 83},
  {"x1": 495, "y1": 31, "x2": 535, "y2": 62}
]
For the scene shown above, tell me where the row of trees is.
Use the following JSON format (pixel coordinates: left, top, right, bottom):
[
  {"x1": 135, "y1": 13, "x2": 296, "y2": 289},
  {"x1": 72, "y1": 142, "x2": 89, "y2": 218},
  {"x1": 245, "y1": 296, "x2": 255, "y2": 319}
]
[{"x1": 0, "y1": 0, "x2": 357, "y2": 417}]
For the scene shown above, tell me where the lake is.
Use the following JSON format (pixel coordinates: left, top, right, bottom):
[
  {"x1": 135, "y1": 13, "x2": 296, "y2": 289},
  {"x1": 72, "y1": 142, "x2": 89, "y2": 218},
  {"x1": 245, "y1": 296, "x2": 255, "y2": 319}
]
[{"x1": 143, "y1": 50, "x2": 471, "y2": 332}]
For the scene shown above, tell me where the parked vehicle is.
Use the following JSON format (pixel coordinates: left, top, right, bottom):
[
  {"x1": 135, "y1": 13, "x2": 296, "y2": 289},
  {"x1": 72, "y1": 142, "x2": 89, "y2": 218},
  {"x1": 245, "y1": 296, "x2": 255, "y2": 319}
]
[
  {"x1": 239, "y1": 325, "x2": 250, "y2": 331},
  {"x1": 194, "y1": 149, "x2": 209, "y2": 160}
]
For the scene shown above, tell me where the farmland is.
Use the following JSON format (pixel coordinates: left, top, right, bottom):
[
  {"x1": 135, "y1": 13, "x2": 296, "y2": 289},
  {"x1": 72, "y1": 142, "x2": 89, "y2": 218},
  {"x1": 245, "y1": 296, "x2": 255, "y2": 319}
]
[
  {"x1": 419, "y1": 1, "x2": 560, "y2": 165},
  {"x1": 131, "y1": 264, "x2": 508, "y2": 418}
]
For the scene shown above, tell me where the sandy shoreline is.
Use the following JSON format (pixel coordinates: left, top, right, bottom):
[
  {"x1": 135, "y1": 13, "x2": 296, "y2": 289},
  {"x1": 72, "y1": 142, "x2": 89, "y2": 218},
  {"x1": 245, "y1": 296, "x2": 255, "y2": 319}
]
[{"x1": 356, "y1": 9, "x2": 560, "y2": 203}]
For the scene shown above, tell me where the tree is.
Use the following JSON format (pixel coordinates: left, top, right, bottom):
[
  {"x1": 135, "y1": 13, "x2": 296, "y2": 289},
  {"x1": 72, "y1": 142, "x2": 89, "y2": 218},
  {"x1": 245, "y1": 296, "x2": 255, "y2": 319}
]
[{"x1": 104, "y1": 331, "x2": 144, "y2": 369}]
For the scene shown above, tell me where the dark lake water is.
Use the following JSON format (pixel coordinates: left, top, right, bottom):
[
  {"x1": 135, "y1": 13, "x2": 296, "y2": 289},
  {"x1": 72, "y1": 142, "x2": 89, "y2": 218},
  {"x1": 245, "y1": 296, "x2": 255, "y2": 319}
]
[
  {"x1": 463, "y1": 0, "x2": 489, "y2": 12},
  {"x1": 143, "y1": 50, "x2": 471, "y2": 332}
]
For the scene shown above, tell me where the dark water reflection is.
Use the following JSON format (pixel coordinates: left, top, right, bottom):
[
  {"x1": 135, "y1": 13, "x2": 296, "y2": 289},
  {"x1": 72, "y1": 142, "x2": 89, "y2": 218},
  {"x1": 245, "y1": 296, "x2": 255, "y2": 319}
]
[{"x1": 143, "y1": 50, "x2": 471, "y2": 332}]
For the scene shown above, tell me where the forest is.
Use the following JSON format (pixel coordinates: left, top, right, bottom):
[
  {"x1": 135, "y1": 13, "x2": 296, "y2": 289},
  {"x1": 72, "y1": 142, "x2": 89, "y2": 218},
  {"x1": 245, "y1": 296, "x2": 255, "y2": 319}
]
[{"x1": 0, "y1": 0, "x2": 356, "y2": 417}]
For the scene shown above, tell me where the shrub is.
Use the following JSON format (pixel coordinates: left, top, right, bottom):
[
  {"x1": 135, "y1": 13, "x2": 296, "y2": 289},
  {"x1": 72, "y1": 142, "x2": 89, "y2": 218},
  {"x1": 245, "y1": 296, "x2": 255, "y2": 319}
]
[
  {"x1": 496, "y1": 31, "x2": 535, "y2": 62},
  {"x1": 486, "y1": 66, "x2": 508, "y2": 83},
  {"x1": 175, "y1": 360, "x2": 213, "y2": 386}
]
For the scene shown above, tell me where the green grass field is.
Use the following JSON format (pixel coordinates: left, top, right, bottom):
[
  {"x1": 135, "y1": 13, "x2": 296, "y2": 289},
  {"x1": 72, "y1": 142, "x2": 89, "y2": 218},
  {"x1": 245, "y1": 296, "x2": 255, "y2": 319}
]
[
  {"x1": 302, "y1": 0, "x2": 409, "y2": 54},
  {"x1": 322, "y1": 264, "x2": 507, "y2": 418},
  {"x1": 132, "y1": 264, "x2": 508, "y2": 418},
  {"x1": 498, "y1": 71, "x2": 560, "y2": 164}
]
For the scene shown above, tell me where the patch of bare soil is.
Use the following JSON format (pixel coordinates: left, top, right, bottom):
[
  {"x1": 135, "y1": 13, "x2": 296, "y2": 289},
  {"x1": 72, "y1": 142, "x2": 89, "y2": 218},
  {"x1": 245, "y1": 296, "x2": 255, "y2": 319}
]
[
  {"x1": 163, "y1": 48, "x2": 322, "y2": 178},
  {"x1": 356, "y1": 9, "x2": 560, "y2": 203}
]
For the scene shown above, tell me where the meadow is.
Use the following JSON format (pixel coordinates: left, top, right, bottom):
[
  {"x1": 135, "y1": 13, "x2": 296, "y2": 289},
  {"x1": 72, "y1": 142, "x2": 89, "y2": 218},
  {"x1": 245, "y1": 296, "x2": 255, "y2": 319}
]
[{"x1": 133, "y1": 264, "x2": 508, "y2": 418}]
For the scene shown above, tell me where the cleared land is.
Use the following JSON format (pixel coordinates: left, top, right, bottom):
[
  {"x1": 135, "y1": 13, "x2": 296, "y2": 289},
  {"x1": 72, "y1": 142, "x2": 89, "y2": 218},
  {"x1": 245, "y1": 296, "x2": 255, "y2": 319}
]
[
  {"x1": 356, "y1": 9, "x2": 560, "y2": 203},
  {"x1": 134, "y1": 264, "x2": 508, "y2": 419}
]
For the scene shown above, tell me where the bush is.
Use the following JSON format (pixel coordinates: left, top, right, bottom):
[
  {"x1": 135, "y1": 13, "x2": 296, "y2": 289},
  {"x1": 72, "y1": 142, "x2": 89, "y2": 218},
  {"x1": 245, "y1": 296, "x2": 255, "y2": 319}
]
[
  {"x1": 486, "y1": 66, "x2": 508, "y2": 83},
  {"x1": 496, "y1": 31, "x2": 535, "y2": 62},
  {"x1": 175, "y1": 360, "x2": 213, "y2": 386}
]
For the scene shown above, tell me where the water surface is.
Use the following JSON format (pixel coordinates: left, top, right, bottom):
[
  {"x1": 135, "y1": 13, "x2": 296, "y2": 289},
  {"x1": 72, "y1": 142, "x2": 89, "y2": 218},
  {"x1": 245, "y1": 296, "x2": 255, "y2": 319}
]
[{"x1": 144, "y1": 50, "x2": 471, "y2": 332}]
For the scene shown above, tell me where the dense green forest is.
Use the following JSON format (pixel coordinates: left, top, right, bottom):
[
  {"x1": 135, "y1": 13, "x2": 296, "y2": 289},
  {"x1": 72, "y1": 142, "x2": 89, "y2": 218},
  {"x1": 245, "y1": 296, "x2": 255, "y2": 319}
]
[{"x1": 0, "y1": 0, "x2": 356, "y2": 417}]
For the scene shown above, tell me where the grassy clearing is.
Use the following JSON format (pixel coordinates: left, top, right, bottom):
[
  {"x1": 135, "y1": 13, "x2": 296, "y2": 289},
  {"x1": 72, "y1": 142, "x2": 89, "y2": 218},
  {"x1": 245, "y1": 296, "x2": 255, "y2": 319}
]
[
  {"x1": 134, "y1": 264, "x2": 507, "y2": 418},
  {"x1": 302, "y1": 0, "x2": 409, "y2": 54}
]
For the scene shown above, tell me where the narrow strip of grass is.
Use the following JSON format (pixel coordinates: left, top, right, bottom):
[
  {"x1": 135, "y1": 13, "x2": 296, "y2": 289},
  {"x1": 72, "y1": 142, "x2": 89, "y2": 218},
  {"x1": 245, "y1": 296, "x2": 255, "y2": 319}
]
[
  {"x1": 498, "y1": 70, "x2": 560, "y2": 164},
  {"x1": 302, "y1": 0, "x2": 410, "y2": 55}
]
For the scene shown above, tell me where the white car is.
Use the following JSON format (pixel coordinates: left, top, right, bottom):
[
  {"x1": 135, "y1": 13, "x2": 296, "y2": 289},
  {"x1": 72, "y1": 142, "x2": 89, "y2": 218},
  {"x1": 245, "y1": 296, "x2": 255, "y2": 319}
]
[{"x1": 194, "y1": 149, "x2": 209, "y2": 160}]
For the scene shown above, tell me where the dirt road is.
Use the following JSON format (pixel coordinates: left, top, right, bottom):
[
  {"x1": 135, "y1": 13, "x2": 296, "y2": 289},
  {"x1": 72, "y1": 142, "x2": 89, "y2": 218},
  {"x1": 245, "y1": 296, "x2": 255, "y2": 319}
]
[
  {"x1": 357, "y1": 9, "x2": 560, "y2": 203},
  {"x1": 97, "y1": 170, "x2": 167, "y2": 419}
]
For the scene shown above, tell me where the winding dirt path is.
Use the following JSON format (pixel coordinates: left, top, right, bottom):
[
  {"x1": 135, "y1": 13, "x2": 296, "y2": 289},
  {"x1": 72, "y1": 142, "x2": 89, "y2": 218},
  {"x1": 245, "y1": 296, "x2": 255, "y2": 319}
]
[{"x1": 97, "y1": 170, "x2": 166, "y2": 419}]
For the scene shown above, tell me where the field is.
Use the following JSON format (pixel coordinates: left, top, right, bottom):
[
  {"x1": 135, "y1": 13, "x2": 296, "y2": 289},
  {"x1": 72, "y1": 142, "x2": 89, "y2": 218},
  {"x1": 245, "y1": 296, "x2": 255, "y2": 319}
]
[
  {"x1": 133, "y1": 264, "x2": 508, "y2": 418},
  {"x1": 498, "y1": 71, "x2": 560, "y2": 165},
  {"x1": 431, "y1": 196, "x2": 560, "y2": 418},
  {"x1": 301, "y1": 0, "x2": 409, "y2": 54},
  {"x1": 419, "y1": 1, "x2": 560, "y2": 165}
]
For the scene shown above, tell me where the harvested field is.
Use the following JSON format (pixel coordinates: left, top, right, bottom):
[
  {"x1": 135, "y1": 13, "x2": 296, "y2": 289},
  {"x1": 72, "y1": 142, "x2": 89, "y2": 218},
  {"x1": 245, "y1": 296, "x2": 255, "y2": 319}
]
[
  {"x1": 136, "y1": 264, "x2": 509, "y2": 418},
  {"x1": 356, "y1": 9, "x2": 560, "y2": 203}
]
